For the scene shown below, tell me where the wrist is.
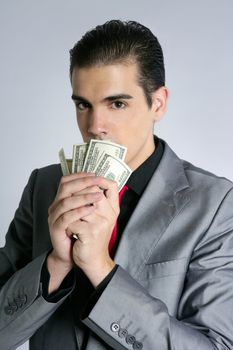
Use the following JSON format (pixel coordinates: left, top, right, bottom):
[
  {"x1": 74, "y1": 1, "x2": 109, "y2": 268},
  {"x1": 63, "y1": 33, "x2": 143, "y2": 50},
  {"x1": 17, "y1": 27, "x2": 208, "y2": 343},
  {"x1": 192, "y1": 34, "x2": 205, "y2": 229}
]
[
  {"x1": 49, "y1": 250, "x2": 73, "y2": 271},
  {"x1": 82, "y1": 257, "x2": 116, "y2": 288},
  {"x1": 47, "y1": 252, "x2": 73, "y2": 295}
]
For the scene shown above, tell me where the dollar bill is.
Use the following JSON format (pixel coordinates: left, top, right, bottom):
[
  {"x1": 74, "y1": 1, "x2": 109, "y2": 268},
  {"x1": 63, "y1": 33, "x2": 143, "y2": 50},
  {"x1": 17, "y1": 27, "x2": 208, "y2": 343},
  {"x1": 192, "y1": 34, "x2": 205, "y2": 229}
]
[
  {"x1": 94, "y1": 153, "x2": 132, "y2": 191},
  {"x1": 72, "y1": 143, "x2": 88, "y2": 173},
  {"x1": 59, "y1": 140, "x2": 132, "y2": 190},
  {"x1": 59, "y1": 148, "x2": 70, "y2": 176},
  {"x1": 82, "y1": 139, "x2": 127, "y2": 173}
]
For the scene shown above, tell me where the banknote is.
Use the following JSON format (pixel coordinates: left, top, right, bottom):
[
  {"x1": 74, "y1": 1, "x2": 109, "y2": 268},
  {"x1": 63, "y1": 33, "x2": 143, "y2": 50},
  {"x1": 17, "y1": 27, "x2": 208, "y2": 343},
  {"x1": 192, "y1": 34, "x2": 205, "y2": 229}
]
[
  {"x1": 94, "y1": 153, "x2": 132, "y2": 191},
  {"x1": 72, "y1": 143, "x2": 88, "y2": 173},
  {"x1": 59, "y1": 148, "x2": 70, "y2": 176},
  {"x1": 59, "y1": 139, "x2": 131, "y2": 190},
  {"x1": 82, "y1": 139, "x2": 127, "y2": 173}
]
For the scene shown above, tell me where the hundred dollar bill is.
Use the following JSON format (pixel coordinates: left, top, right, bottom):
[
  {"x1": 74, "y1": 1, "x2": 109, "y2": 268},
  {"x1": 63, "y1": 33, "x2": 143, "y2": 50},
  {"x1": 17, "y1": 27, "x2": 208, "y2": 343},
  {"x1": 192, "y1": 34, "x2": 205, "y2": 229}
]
[
  {"x1": 94, "y1": 153, "x2": 132, "y2": 191},
  {"x1": 72, "y1": 143, "x2": 88, "y2": 173},
  {"x1": 82, "y1": 139, "x2": 127, "y2": 173},
  {"x1": 59, "y1": 148, "x2": 70, "y2": 176}
]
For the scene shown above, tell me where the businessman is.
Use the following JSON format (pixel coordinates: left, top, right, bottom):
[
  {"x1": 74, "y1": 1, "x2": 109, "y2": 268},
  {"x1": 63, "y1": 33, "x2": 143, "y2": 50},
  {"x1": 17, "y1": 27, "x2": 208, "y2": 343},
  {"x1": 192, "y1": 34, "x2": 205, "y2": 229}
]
[{"x1": 1, "y1": 20, "x2": 233, "y2": 350}]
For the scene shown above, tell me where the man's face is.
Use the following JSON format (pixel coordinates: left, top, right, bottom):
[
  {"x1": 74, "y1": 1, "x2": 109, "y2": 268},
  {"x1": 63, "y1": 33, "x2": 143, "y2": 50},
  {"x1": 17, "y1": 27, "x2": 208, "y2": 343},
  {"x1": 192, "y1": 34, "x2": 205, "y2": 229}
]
[{"x1": 71, "y1": 63, "x2": 166, "y2": 171}]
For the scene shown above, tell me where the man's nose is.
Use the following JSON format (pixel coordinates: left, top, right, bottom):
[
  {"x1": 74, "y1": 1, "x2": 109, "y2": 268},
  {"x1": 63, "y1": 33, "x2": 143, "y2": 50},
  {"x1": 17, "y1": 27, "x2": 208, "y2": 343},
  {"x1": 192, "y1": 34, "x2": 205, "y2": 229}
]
[{"x1": 87, "y1": 110, "x2": 108, "y2": 137}]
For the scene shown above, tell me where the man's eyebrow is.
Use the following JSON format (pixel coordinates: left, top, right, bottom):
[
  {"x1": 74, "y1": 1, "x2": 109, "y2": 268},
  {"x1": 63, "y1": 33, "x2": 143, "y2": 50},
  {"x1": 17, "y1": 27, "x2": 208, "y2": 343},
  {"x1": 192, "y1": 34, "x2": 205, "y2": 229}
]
[
  {"x1": 102, "y1": 94, "x2": 133, "y2": 102},
  {"x1": 71, "y1": 94, "x2": 90, "y2": 103},
  {"x1": 71, "y1": 94, "x2": 133, "y2": 103}
]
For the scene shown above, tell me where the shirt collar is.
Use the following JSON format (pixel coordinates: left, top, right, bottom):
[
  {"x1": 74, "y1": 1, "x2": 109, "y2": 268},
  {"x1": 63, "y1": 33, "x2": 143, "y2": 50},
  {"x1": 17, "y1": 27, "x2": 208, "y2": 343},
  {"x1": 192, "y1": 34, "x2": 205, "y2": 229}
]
[{"x1": 126, "y1": 136, "x2": 164, "y2": 196}]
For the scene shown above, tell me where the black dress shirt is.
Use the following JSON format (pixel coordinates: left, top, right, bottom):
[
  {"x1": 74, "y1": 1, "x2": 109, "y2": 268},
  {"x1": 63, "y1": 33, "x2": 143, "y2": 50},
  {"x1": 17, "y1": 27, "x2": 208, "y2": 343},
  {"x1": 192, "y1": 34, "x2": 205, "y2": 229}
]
[{"x1": 41, "y1": 136, "x2": 164, "y2": 301}]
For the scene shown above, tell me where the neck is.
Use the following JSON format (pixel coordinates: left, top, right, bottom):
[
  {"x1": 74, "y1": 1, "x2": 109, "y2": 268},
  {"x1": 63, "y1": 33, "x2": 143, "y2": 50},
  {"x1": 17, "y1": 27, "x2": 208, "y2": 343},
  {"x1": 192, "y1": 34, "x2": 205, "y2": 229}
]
[{"x1": 128, "y1": 135, "x2": 156, "y2": 171}]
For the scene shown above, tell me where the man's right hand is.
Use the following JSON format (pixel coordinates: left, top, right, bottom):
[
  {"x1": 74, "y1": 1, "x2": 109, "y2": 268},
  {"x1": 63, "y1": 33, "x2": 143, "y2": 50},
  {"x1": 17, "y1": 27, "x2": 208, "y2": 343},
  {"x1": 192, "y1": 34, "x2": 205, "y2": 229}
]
[{"x1": 46, "y1": 172, "x2": 103, "y2": 293}]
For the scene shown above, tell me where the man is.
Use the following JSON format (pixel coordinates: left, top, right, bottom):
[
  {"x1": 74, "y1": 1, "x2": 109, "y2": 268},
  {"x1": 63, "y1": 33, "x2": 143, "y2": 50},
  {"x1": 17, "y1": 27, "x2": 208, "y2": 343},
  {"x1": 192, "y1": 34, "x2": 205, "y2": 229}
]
[{"x1": 0, "y1": 20, "x2": 233, "y2": 350}]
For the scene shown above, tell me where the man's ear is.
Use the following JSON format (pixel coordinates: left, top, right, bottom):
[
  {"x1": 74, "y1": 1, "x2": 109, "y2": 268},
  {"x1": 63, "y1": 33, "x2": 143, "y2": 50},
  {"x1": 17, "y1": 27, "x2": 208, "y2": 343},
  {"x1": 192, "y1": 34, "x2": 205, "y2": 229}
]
[{"x1": 151, "y1": 86, "x2": 169, "y2": 123}]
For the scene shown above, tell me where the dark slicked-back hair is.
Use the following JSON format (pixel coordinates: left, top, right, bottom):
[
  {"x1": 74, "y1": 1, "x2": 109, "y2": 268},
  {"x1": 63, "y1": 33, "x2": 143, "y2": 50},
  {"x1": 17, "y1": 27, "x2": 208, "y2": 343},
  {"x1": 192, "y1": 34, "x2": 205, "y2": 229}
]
[{"x1": 69, "y1": 20, "x2": 165, "y2": 107}]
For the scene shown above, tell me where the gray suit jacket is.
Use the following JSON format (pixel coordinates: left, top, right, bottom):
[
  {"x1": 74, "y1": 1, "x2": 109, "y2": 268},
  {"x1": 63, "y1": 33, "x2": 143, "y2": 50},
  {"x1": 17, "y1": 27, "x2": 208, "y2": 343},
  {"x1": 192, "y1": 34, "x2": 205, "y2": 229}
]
[{"x1": 1, "y1": 140, "x2": 233, "y2": 350}]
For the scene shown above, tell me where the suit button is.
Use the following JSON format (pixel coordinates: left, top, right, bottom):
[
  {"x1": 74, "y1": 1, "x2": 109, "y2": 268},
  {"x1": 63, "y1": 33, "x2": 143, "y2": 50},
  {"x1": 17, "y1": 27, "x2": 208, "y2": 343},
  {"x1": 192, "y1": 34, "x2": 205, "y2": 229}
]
[
  {"x1": 118, "y1": 328, "x2": 128, "y2": 338},
  {"x1": 133, "y1": 341, "x2": 143, "y2": 349},
  {"x1": 126, "y1": 334, "x2": 136, "y2": 345},
  {"x1": 14, "y1": 297, "x2": 24, "y2": 308},
  {"x1": 110, "y1": 322, "x2": 120, "y2": 332},
  {"x1": 21, "y1": 294, "x2": 27, "y2": 305},
  {"x1": 4, "y1": 306, "x2": 14, "y2": 315}
]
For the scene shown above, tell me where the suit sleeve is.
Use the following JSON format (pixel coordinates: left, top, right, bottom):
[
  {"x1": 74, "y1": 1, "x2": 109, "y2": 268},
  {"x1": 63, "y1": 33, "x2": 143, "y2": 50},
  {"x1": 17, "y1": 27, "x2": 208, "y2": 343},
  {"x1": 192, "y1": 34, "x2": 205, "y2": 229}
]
[
  {"x1": 0, "y1": 170, "x2": 74, "y2": 350},
  {"x1": 82, "y1": 188, "x2": 233, "y2": 350}
]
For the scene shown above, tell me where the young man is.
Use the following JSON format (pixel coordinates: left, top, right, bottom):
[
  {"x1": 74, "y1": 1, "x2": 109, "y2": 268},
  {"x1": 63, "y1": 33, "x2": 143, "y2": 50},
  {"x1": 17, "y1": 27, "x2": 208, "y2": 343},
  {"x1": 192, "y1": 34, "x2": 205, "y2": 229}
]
[{"x1": 1, "y1": 20, "x2": 233, "y2": 350}]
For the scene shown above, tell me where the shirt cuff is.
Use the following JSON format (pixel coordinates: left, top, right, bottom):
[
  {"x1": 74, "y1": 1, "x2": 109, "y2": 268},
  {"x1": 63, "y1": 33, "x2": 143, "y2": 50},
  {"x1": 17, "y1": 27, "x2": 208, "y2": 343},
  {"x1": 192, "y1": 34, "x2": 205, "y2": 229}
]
[{"x1": 40, "y1": 258, "x2": 75, "y2": 303}]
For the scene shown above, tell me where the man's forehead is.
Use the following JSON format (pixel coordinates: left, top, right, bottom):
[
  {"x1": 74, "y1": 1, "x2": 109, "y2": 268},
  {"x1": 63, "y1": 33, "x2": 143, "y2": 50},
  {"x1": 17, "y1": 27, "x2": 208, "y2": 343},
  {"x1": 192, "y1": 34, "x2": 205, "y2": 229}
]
[
  {"x1": 71, "y1": 62, "x2": 138, "y2": 81},
  {"x1": 71, "y1": 63, "x2": 140, "y2": 98}
]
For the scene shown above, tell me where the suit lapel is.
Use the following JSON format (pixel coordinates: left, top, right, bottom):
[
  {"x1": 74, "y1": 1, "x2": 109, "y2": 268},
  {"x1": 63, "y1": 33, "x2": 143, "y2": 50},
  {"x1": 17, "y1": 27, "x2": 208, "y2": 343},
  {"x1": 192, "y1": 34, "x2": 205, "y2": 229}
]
[{"x1": 114, "y1": 141, "x2": 191, "y2": 279}]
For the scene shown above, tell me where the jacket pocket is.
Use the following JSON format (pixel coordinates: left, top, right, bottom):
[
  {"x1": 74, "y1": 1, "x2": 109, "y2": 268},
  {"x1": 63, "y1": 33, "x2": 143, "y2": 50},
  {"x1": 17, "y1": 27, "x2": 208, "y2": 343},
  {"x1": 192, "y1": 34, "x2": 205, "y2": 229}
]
[{"x1": 138, "y1": 257, "x2": 188, "y2": 280}]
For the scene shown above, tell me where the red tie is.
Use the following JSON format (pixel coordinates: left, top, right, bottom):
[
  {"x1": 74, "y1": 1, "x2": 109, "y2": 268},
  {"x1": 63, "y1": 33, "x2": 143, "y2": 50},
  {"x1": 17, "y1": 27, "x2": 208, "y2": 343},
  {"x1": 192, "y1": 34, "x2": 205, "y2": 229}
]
[{"x1": 108, "y1": 185, "x2": 129, "y2": 258}]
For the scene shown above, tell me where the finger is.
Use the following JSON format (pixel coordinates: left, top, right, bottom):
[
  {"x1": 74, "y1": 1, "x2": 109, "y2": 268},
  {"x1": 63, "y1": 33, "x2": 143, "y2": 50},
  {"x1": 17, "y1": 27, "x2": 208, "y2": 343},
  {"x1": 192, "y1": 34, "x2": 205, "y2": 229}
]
[
  {"x1": 55, "y1": 175, "x2": 100, "y2": 202},
  {"x1": 52, "y1": 205, "x2": 95, "y2": 233},
  {"x1": 68, "y1": 220, "x2": 93, "y2": 243},
  {"x1": 73, "y1": 185, "x2": 103, "y2": 196},
  {"x1": 94, "y1": 177, "x2": 119, "y2": 210},
  {"x1": 76, "y1": 182, "x2": 119, "y2": 219},
  {"x1": 59, "y1": 172, "x2": 96, "y2": 184},
  {"x1": 68, "y1": 215, "x2": 101, "y2": 241},
  {"x1": 49, "y1": 184, "x2": 102, "y2": 218},
  {"x1": 81, "y1": 202, "x2": 116, "y2": 233},
  {"x1": 50, "y1": 191, "x2": 103, "y2": 225},
  {"x1": 68, "y1": 213, "x2": 113, "y2": 244},
  {"x1": 66, "y1": 220, "x2": 86, "y2": 239}
]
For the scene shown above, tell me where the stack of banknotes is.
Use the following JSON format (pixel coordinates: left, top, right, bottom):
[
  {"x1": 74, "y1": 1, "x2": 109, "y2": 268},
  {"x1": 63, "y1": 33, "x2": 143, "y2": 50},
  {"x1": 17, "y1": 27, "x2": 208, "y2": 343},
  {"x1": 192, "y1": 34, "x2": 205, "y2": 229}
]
[{"x1": 59, "y1": 139, "x2": 132, "y2": 191}]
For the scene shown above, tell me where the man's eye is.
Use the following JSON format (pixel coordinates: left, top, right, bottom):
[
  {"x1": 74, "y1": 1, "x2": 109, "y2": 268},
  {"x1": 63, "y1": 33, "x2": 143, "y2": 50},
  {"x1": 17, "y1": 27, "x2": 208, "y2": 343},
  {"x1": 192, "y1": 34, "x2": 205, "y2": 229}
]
[
  {"x1": 75, "y1": 102, "x2": 89, "y2": 111},
  {"x1": 111, "y1": 101, "x2": 126, "y2": 109}
]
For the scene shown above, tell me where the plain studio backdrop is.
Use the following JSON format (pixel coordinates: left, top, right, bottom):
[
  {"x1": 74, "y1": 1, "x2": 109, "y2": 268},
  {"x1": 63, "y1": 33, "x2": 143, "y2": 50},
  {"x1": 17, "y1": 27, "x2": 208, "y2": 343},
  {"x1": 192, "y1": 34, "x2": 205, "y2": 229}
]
[{"x1": 0, "y1": 1, "x2": 233, "y2": 349}]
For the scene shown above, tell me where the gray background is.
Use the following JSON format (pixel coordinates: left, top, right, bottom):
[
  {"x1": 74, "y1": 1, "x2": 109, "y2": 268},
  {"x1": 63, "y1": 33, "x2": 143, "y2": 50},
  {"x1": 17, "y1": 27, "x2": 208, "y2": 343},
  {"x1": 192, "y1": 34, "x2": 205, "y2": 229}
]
[{"x1": 0, "y1": 1, "x2": 232, "y2": 349}]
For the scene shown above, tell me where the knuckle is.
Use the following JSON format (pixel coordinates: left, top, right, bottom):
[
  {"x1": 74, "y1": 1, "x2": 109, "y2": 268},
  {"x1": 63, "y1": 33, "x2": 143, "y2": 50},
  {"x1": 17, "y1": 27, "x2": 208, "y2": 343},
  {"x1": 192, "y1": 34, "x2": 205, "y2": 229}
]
[
  {"x1": 91, "y1": 185, "x2": 101, "y2": 192},
  {"x1": 48, "y1": 203, "x2": 55, "y2": 215},
  {"x1": 59, "y1": 182, "x2": 67, "y2": 193},
  {"x1": 61, "y1": 197, "x2": 69, "y2": 209},
  {"x1": 75, "y1": 207, "x2": 84, "y2": 216},
  {"x1": 80, "y1": 204, "x2": 93, "y2": 215},
  {"x1": 60, "y1": 213, "x2": 68, "y2": 226},
  {"x1": 60, "y1": 176, "x2": 67, "y2": 184}
]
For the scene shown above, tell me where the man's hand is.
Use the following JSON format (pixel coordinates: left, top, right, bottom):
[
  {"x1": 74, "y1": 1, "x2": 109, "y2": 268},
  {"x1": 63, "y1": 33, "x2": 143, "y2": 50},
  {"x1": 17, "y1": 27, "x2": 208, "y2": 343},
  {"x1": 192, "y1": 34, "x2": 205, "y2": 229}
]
[
  {"x1": 68, "y1": 177, "x2": 119, "y2": 287},
  {"x1": 47, "y1": 172, "x2": 104, "y2": 293}
]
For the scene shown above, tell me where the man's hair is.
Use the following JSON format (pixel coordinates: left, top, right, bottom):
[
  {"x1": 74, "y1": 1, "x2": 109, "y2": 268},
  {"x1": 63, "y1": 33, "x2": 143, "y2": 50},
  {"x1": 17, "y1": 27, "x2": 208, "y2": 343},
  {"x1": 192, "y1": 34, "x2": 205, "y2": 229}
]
[{"x1": 69, "y1": 20, "x2": 165, "y2": 107}]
